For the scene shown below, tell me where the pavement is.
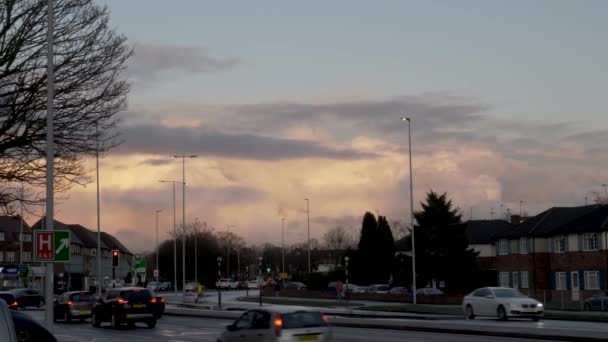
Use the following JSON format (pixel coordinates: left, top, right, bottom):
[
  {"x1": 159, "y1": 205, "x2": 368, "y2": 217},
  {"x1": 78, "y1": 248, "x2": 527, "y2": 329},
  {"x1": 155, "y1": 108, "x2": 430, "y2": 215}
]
[{"x1": 21, "y1": 309, "x2": 559, "y2": 342}]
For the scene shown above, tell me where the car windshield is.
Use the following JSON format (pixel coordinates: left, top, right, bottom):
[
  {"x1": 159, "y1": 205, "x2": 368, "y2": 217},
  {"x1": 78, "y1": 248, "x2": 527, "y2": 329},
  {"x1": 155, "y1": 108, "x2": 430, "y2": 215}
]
[
  {"x1": 122, "y1": 290, "x2": 152, "y2": 302},
  {"x1": 493, "y1": 289, "x2": 525, "y2": 298},
  {"x1": 282, "y1": 311, "x2": 327, "y2": 329},
  {"x1": 71, "y1": 293, "x2": 94, "y2": 302}
]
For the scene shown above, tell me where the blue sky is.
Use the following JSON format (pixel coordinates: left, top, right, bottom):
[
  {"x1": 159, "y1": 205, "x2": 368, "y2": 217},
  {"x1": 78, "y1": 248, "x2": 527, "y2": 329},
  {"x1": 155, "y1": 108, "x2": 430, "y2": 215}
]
[
  {"x1": 61, "y1": 1, "x2": 608, "y2": 251},
  {"x1": 100, "y1": 0, "x2": 608, "y2": 122}
]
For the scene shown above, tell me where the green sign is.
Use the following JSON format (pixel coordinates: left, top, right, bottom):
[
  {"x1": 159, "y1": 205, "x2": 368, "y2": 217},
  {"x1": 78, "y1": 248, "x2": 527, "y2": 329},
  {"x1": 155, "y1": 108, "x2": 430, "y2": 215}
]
[
  {"x1": 34, "y1": 230, "x2": 71, "y2": 262},
  {"x1": 19, "y1": 265, "x2": 28, "y2": 278},
  {"x1": 132, "y1": 259, "x2": 146, "y2": 276}
]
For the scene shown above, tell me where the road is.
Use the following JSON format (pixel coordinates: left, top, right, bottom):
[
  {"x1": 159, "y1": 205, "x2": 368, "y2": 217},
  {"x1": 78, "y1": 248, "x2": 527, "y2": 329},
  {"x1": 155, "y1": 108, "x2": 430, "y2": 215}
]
[{"x1": 23, "y1": 310, "x2": 555, "y2": 342}]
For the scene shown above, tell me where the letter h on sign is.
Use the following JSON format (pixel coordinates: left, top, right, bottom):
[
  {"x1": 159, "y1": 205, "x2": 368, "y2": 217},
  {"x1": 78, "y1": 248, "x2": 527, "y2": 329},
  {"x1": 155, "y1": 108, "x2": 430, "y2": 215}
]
[{"x1": 36, "y1": 232, "x2": 54, "y2": 261}]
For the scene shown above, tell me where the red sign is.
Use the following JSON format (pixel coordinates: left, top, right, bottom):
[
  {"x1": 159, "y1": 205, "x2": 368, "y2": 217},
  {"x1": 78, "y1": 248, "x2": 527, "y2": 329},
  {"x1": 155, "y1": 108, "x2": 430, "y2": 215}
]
[{"x1": 36, "y1": 232, "x2": 54, "y2": 260}]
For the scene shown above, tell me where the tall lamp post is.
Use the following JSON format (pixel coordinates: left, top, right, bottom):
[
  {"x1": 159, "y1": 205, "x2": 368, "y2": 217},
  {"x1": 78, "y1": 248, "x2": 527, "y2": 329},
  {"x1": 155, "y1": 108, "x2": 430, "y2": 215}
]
[
  {"x1": 304, "y1": 198, "x2": 311, "y2": 273},
  {"x1": 401, "y1": 117, "x2": 416, "y2": 305},
  {"x1": 159, "y1": 180, "x2": 182, "y2": 291},
  {"x1": 217, "y1": 257, "x2": 222, "y2": 309},
  {"x1": 281, "y1": 217, "x2": 285, "y2": 274},
  {"x1": 155, "y1": 210, "x2": 163, "y2": 282},
  {"x1": 172, "y1": 155, "x2": 197, "y2": 292},
  {"x1": 344, "y1": 256, "x2": 350, "y2": 309},
  {"x1": 258, "y1": 256, "x2": 263, "y2": 306}
]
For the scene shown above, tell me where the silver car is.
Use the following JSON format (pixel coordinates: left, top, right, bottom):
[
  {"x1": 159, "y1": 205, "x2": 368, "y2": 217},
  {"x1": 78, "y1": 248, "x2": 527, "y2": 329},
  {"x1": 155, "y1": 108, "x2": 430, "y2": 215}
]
[{"x1": 219, "y1": 308, "x2": 332, "y2": 342}]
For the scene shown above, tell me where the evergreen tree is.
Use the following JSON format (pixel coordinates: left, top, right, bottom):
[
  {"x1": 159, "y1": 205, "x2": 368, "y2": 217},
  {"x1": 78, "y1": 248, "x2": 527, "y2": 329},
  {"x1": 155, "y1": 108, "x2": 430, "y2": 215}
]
[{"x1": 377, "y1": 216, "x2": 395, "y2": 283}]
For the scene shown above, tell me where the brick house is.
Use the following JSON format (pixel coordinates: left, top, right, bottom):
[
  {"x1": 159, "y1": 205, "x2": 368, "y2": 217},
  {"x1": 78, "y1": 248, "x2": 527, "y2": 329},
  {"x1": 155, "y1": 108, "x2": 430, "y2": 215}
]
[
  {"x1": 0, "y1": 216, "x2": 33, "y2": 287},
  {"x1": 493, "y1": 205, "x2": 608, "y2": 297}
]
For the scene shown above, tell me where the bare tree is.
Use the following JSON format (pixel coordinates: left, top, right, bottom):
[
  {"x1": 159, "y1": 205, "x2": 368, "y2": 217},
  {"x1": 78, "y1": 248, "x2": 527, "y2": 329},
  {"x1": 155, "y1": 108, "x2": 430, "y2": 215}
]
[
  {"x1": 216, "y1": 231, "x2": 245, "y2": 252},
  {"x1": 0, "y1": 0, "x2": 132, "y2": 211},
  {"x1": 323, "y1": 226, "x2": 351, "y2": 252}
]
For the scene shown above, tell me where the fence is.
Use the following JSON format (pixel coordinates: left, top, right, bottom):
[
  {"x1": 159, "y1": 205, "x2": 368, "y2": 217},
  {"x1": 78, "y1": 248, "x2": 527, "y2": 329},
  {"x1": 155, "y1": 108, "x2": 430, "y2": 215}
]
[{"x1": 521, "y1": 289, "x2": 608, "y2": 311}]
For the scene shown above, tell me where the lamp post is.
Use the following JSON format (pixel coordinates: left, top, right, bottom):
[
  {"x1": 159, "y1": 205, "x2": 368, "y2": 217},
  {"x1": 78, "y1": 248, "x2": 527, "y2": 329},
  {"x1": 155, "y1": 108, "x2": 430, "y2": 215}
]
[
  {"x1": 217, "y1": 257, "x2": 222, "y2": 309},
  {"x1": 159, "y1": 180, "x2": 182, "y2": 292},
  {"x1": 344, "y1": 256, "x2": 350, "y2": 309},
  {"x1": 245, "y1": 266, "x2": 250, "y2": 296},
  {"x1": 155, "y1": 210, "x2": 163, "y2": 282},
  {"x1": 172, "y1": 155, "x2": 197, "y2": 292},
  {"x1": 258, "y1": 256, "x2": 263, "y2": 306},
  {"x1": 194, "y1": 218, "x2": 199, "y2": 285},
  {"x1": 281, "y1": 217, "x2": 285, "y2": 274},
  {"x1": 304, "y1": 198, "x2": 311, "y2": 273},
  {"x1": 401, "y1": 117, "x2": 416, "y2": 304}
]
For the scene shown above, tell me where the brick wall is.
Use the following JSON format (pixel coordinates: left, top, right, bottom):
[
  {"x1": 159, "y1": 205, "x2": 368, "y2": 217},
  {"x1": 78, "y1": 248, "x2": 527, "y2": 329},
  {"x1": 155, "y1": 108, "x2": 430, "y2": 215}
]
[
  {"x1": 550, "y1": 251, "x2": 608, "y2": 272},
  {"x1": 477, "y1": 256, "x2": 496, "y2": 270}
]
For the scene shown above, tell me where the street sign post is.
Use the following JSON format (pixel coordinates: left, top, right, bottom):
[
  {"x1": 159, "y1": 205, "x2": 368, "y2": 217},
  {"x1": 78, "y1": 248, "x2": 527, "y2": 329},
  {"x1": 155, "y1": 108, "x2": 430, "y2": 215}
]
[
  {"x1": 34, "y1": 230, "x2": 71, "y2": 262},
  {"x1": 19, "y1": 265, "x2": 29, "y2": 278}
]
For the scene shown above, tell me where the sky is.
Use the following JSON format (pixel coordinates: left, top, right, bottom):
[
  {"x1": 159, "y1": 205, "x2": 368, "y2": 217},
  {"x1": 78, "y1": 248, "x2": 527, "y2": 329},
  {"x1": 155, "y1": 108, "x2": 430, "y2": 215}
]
[{"x1": 35, "y1": 0, "x2": 608, "y2": 252}]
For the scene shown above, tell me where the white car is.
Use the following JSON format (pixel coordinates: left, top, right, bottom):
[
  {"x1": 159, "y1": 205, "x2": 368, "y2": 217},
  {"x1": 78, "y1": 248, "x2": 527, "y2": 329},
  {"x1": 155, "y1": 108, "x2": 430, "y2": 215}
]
[
  {"x1": 216, "y1": 278, "x2": 238, "y2": 289},
  {"x1": 462, "y1": 287, "x2": 543, "y2": 321}
]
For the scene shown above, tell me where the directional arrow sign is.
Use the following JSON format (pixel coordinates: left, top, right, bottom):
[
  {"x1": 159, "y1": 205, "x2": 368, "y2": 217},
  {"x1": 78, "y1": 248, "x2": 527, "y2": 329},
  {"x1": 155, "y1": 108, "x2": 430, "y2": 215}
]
[{"x1": 34, "y1": 230, "x2": 70, "y2": 262}]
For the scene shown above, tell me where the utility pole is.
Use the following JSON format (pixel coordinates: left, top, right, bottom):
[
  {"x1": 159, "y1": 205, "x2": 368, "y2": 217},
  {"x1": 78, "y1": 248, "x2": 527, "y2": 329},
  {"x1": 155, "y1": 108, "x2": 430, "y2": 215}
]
[
  {"x1": 172, "y1": 155, "x2": 196, "y2": 291},
  {"x1": 402, "y1": 117, "x2": 417, "y2": 305},
  {"x1": 155, "y1": 210, "x2": 162, "y2": 282},
  {"x1": 96, "y1": 123, "x2": 102, "y2": 296},
  {"x1": 45, "y1": 0, "x2": 55, "y2": 331},
  {"x1": 281, "y1": 217, "x2": 285, "y2": 274},
  {"x1": 305, "y1": 198, "x2": 311, "y2": 273}
]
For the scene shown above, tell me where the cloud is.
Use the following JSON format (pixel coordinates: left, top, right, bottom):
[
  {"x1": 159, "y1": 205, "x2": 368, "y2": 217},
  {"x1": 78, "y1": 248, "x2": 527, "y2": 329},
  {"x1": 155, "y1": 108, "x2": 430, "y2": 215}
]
[
  {"x1": 128, "y1": 43, "x2": 239, "y2": 81},
  {"x1": 138, "y1": 158, "x2": 173, "y2": 166},
  {"x1": 116, "y1": 124, "x2": 376, "y2": 160}
]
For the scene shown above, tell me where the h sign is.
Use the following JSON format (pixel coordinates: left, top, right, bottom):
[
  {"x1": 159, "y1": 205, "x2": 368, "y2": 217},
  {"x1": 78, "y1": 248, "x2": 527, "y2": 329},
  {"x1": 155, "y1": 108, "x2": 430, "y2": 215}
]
[
  {"x1": 34, "y1": 230, "x2": 71, "y2": 262},
  {"x1": 36, "y1": 232, "x2": 54, "y2": 260}
]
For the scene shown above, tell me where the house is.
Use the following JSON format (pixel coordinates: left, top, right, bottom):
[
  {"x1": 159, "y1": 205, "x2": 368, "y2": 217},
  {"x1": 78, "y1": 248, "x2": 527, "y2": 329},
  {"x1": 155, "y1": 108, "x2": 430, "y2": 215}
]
[
  {"x1": 461, "y1": 219, "x2": 513, "y2": 271},
  {"x1": 0, "y1": 216, "x2": 33, "y2": 288},
  {"x1": 493, "y1": 205, "x2": 608, "y2": 299},
  {"x1": 31, "y1": 218, "x2": 133, "y2": 291}
]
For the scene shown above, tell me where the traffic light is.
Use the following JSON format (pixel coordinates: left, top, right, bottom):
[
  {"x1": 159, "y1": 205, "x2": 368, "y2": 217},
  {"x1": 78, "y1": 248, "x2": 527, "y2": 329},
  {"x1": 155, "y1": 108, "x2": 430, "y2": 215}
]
[{"x1": 112, "y1": 249, "x2": 119, "y2": 267}]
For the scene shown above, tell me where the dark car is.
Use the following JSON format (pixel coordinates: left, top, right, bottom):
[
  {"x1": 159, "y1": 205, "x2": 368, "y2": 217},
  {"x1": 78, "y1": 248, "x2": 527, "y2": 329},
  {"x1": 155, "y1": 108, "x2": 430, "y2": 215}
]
[
  {"x1": 11, "y1": 310, "x2": 57, "y2": 342},
  {"x1": 54, "y1": 291, "x2": 96, "y2": 322},
  {"x1": 0, "y1": 292, "x2": 19, "y2": 310},
  {"x1": 10, "y1": 289, "x2": 45, "y2": 309},
  {"x1": 91, "y1": 287, "x2": 157, "y2": 329},
  {"x1": 284, "y1": 282, "x2": 307, "y2": 291},
  {"x1": 584, "y1": 291, "x2": 608, "y2": 311},
  {"x1": 388, "y1": 287, "x2": 409, "y2": 296}
]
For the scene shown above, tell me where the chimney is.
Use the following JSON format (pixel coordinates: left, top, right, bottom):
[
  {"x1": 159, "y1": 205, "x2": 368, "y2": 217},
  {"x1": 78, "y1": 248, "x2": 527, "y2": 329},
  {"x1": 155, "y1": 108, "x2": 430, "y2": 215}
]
[{"x1": 511, "y1": 215, "x2": 521, "y2": 225}]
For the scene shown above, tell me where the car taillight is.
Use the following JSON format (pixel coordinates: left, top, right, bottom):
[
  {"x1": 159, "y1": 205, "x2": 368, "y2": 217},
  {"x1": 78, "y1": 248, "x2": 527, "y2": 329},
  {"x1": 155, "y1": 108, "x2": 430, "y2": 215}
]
[
  {"x1": 117, "y1": 298, "x2": 128, "y2": 305},
  {"x1": 273, "y1": 314, "x2": 283, "y2": 337},
  {"x1": 150, "y1": 298, "x2": 157, "y2": 303},
  {"x1": 67, "y1": 300, "x2": 74, "y2": 307},
  {"x1": 322, "y1": 314, "x2": 330, "y2": 325},
  {"x1": 160, "y1": 298, "x2": 165, "y2": 303},
  {"x1": 10, "y1": 301, "x2": 18, "y2": 308}
]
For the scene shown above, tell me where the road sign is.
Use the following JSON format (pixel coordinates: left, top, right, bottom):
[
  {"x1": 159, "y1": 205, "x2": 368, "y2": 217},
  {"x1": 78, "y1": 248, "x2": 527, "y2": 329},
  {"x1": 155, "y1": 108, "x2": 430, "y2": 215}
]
[
  {"x1": 19, "y1": 265, "x2": 28, "y2": 278},
  {"x1": 279, "y1": 272, "x2": 288, "y2": 279},
  {"x1": 132, "y1": 259, "x2": 146, "y2": 276},
  {"x1": 34, "y1": 230, "x2": 71, "y2": 262},
  {"x1": 153, "y1": 269, "x2": 159, "y2": 278}
]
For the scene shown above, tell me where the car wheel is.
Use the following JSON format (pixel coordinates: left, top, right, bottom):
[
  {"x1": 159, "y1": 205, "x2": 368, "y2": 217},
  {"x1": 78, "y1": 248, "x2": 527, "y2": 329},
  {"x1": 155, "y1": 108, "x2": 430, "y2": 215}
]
[
  {"x1": 64, "y1": 311, "x2": 71, "y2": 323},
  {"x1": 584, "y1": 303, "x2": 592, "y2": 311},
  {"x1": 465, "y1": 305, "x2": 475, "y2": 319},
  {"x1": 111, "y1": 313, "x2": 121, "y2": 329},
  {"x1": 92, "y1": 312, "x2": 101, "y2": 328},
  {"x1": 146, "y1": 319, "x2": 157, "y2": 329},
  {"x1": 497, "y1": 305, "x2": 507, "y2": 321}
]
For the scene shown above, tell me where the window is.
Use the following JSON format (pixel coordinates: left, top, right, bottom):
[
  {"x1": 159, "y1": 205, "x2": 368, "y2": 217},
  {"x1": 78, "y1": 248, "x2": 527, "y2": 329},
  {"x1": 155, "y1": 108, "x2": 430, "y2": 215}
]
[
  {"x1": 512, "y1": 272, "x2": 519, "y2": 288},
  {"x1": 6, "y1": 251, "x2": 15, "y2": 262},
  {"x1": 585, "y1": 271, "x2": 600, "y2": 290},
  {"x1": 474, "y1": 288, "x2": 491, "y2": 297},
  {"x1": 0, "y1": 232, "x2": 4, "y2": 241},
  {"x1": 556, "y1": 272, "x2": 568, "y2": 290},
  {"x1": 21, "y1": 234, "x2": 32, "y2": 242},
  {"x1": 91, "y1": 249, "x2": 96, "y2": 256},
  {"x1": 554, "y1": 236, "x2": 567, "y2": 253},
  {"x1": 520, "y1": 238, "x2": 528, "y2": 254},
  {"x1": 520, "y1": 271, "x2": 530, "y2": 289},
  {"x1": 499, "y1": 272, "x2": 510, "y2": 287},
  {"x1": 498, "y1": 239, "x2": 509, "y2": 255},
  {"x1": 22, "y1": 252, "x2": 31, "y2": 262},
  {"x1": 583, "y1": 233, "x2": 599, "y2": 251}
]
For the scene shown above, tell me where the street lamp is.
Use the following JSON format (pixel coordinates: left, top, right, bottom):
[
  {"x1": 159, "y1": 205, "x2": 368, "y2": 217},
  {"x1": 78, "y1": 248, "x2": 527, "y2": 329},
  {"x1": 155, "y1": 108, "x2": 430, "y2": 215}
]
[
  {"x1": 401, "y1": 117, "x2": 417, "y2": 304},
  {"x1": 159, "y1": 180, "x2": 183, "y2": 292},
  {"x1": 258, "y1": 256, "x2": 263, "y2": 306},
  {"x1": 344, "y1": 256, "x2": 350, "y2": 309},
  {"x1": 281, "y1": 217, "x2": 285, "y2": 274},
  {"x1": 217, "y1": 256, "x2": 222, "y2": 308},
  {"x1": 172, "y1": 155, "x2": 197, "y2": 292},
  {"x1": 304, "y1": 198, "x2": 311, "y2": 273},
  {"x1": 155, "y1": 210, "x2": 163, "y2": 282}
]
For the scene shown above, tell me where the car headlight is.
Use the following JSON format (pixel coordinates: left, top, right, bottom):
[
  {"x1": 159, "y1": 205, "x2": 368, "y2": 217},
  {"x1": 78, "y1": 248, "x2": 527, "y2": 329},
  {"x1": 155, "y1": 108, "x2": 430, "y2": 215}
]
[{"x1": 537, "y1": 303, "x2": 543, "y2": 307}]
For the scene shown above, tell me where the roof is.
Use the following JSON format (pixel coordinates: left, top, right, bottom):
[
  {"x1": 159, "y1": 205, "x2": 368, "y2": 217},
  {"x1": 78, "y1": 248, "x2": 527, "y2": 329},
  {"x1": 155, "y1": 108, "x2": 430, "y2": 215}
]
[
  {"x1": 0, "y1": 216, "x2": 31, "y2": 243},
  {"x1": 494, "y1": 205, "x2": 602, "y2": 239},
  {"x1": 68, "y1": 224, "x2": 109, "y2": 249},
  {"x1": 31, "y1": 218, "x2": 85, "y2": 246},
  {"x1": 552, "y1": 205, "x2": 608, "y2": 235},
  {"x1": 100, "y1": 232, "x2": 131, "y2": 255},
  {"x1": 462, "y1": 220, "x2": 514, "y2": 244}
]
